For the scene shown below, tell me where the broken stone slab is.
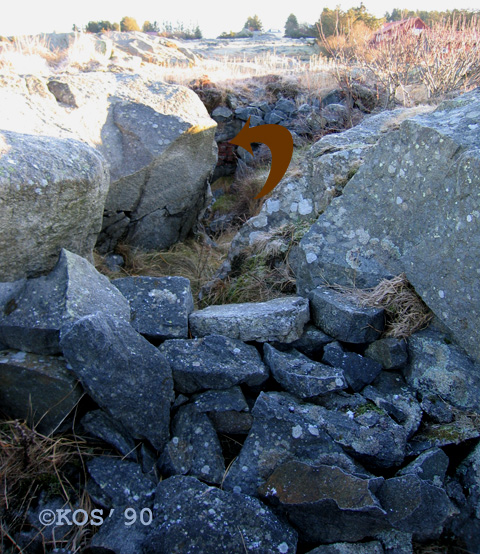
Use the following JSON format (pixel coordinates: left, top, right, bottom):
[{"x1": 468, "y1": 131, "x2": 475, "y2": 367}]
[
  {"x1": 60, "y1": 312, "x2": 173, "y2": 452},
  {"x1": 376, "y1": 474, "x2": 456, "y2": 541},
  {"x1": 309, "y1": 286, "x2": 384, "y2": 344},
  {"x1": 158, "y1": 404, "x2": 225, "y2": 485},
  {"x1": 375, "y1": 529, "x2": 413, "y2": 554},
  {"x1": 365, "y1": 338, "x2": 408, "y2": 370},
  {"x1": 285, "y1": 323, "x2": 334, "y2": 357},
  {"x1": 81, "y1": 410, "x2": 137, "y2": 460},
  {"x1": 159, "y1": 334, "x2": 268, "y2": 393},
  {"x1": 189, "y1": 297, "x2": 309, "y2": 343},
  {"x1": 0, "y1": 249, "x2": 130, "y2": 355},
  {"x1": 405, "y1": 329, "x2": 480, "y2": 413},
  {"x1": 87, "y1": 456, "x2": 156, "y2": 509},
  {"x1": 113, "y1": 276, "x2": 194, "y2": 339},
  {"x1": 420, "y1": 394, "x2": 454, "y2": 424},
  {"x1": 397, "y1": 448, "x2": 449, "y2": 487},
  {"x1": 208, "y1": 411, "x2": 253, "y2": 435},
  {"x1": 362, "y1": 372, "x2": 422, "y2": 439},
  {"x1": 307, "y1": 542, "x2": 385, "y2": 554},
  {"x1": 90, "y1": 508, "x2": 149, "y2": 554},
  {"x1": 323, "y1": 341, "x2": 383, "y2": 392},
  {"x1": 263, "y1": 343, "x2": 347, "y2": 398},
  {"x1": 222, "y1": 392, "x2": 374, "y2": 497},
  {"x1": 0, "y1": 349, "x2": 83, "y2": 434},
  {"x1": 143, "y1": 475, "x2": 298, "y2": 553},
  {"x1": 259, "y1": 460, "x2": 388, "y2": 543}
]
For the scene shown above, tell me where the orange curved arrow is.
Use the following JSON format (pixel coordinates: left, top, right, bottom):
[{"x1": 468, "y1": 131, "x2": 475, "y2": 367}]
[{"x1": 229, "y1": 117, "x2": 293, "y2": 199}]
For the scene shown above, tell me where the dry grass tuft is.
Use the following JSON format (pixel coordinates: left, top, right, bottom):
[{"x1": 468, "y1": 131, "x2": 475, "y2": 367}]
[{"x1": 335, "y1": 273, "x2": 433, "y2": 338}]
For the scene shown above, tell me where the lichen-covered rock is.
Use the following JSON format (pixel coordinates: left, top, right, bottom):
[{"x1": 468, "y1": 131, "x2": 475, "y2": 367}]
[
  {"x1": 81, "y1": 410, "x2": 137, "y2": 460},
  {"x1": 0, "y1": 349, "x2": 82, "y2": 434},
  {"x1": 143, "y1": 475, "x2": 298, "y2": 553},
  {"x1": 307, "y1": 542, "x2": 385, "y2": 554},
  {"x1": 259, "y1": 460, "x2": 388, "y2": 544},
  {"x1": 263, "y1": 343, "x2": 347, "y2": 398},
  {"x1": 285, "y1": 323, "x2": 333, "y2": 357},
  {"x1": 60, "y1": 313, "x2": 173, "y2": 451},
  {"x1": 0, "y1": 249, "x2": 130, "y2": 354},
  {"x1": 397, "y1": 448, "x2": 449, "y2": 486},
  {"x1": 365, "y1": 338, "x2": 408, "y2": 370},
  {"x1": 295, "y1": 89, "x2": 480, "y2": 363},
  {"x1": 0, "y1": 130, "x2": 109, "y2": 282},
  {"x1": 189, "y1": 297, "x2": 309, "y2": 343},
  {"x1": 159, "y1": 334, "x2": 268, "y2": 393},
  {"x1": 113, "y1": 276, "x2": 194, "y2": 339}
]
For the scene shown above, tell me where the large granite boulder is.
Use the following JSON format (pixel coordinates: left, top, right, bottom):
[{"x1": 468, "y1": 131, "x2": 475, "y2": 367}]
[
  {"x1": 295, "y1": 89, "x2": 480, "y2": 363},
  {"x1": 0, "y1": 71, "x2": 217, "y2": 254},
  {"x1": 0, "y1": 130, "x2": 109, "y2": 281}
]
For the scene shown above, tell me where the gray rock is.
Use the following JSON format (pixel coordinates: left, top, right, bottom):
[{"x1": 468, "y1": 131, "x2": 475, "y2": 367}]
[
  {"x1": 0, "y1": 349, "x2": 82, "y2": 434},
  {"x1": 375, "y1": 529, "x2": 413, "y2": 554},
  {"x1": 143, "y1": 475, "x2": 298, "y2": 553},
  {"x1": 259, "y1": 460, "x2": 388, "y2": 543},
  {"x1": 189, "y1": 297, "x2": 309, "y2": 343},
  {"x1": 376, "y1": 474, "x2": 456, "y2": 541},
  {"x1": 47, "y1": 80, "x2": 78, "y2": 107},
  {"x1": 91, "y1": 508, "x2": 149, "y2": 554},
  {"x1": 158, "y1": 404, "x2": 225, "y2": 485},
  {"x1": 159, "y1": 334, "x2": 268, "y2": 393},
  {"x1": 0, "y1": 130, "x2": 109, "y2": 282},
  {"x1": 323, "y1": 342, "x2": 383, "y2": 392},
  {"x1": 405, "y1": 329, "x2": 480, "y2": 413},
  {"x1": 307, "y1": 543, "x2": 384, "y2": 554},
  {"x1": 263, "y1": 343, "x2": 347, "y2": 398},
  {"x1": 81, "y1": 410, "x2": 137, "y2": 460},
  {"x1": 60, "y1": 313, "x2": 173, "y2": 451},
  {"x1": 295, "y1": 90, "x2": 480, "y2": 364},
  {"x1": 407, "y1": 419, "x2": 480, "y2": 456},
  {"x1": 362, "y1": 372, "x2": 422, "y2": 439},
  {"x1": 309, "y1": 286, "x2": 384, "y2": 344},
  {"x1": 104, "y1": 253, "x2": 125, "y2": 273},
  {"x1": 208, "y1": 411, "x2": 253, "y2": 434},
  {"x1": 0, "y1": 249, "x2": 130, "y2": 354},
  {"x1": 286, "y1": 323, "x2": 333, "y2": 357},
  {"x1": 322, "y1": 103, "x2": 349, "y2": 127},
  {"x1": 113, "y1": 276, "x2": 194, "y2": 339},
  {"x1": 87, "y1": 457, "x2": 156, "y2": 508},
  {"x1": 192, "y1": 386, "x2": 249, "y2": 413},
  {"x1": 265, "y1": 110, "x2": 286, "y2": 124},
  {"x1": 456, "y1": 442, "x2": 480, "y2": 518},
  {"x1": 211, "y1": 106, "x2": 233, "y2": 122},
  {"x1": 420, "y1": 394, "x2": 454, "y2": 424},
  {"x1": 397, "y1": 448, "x2": 449, "y2": 486},
  {"x1": 365, "y1": 338, "x2": 408, "y2": 370},
  {"x1": 275, "y1": 98, "x2": 297, "y2": 116}
]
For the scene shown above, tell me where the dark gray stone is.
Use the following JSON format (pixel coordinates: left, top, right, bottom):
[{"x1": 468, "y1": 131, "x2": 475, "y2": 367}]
[
  {"x1": 405, "y1": 329, "x2": 480, "y2": 413},
  {"x1": 60, "y1": 312, "x2": 173, "y2": 451},
  {"x1": 265, "y1": 110, "x2": 286, "y2": 124},
  {"x1": 113, "y1": 276, "x2": 194, "y2": 339},
  {"x1": 263, "y1": 343, "x2": 347, "y2": 398},
  {"x1": 375, "y1": 529, "x2": 413, "y2": 554},
  {"x1": 307, "y1": 543, "x2": 384, "y2": 554},
  {"x1": 275, "y1": 98, "x2": 297, "y2": 116},
  {"x1": 87, "y1": 457, "x2": 156, "y2": 509},
  {"x1": 376, "y1": 474, "x2": 456, "y2": 541},
  {"x1": 208, "y1": 411, "x2": 253, "y2": 434},
  {"x1": 323, "y1": 342, "x2": 383, "y2": 392},
  {"x1": 259, "y1": 460, "x2": 388, "y2": 543},
  {"x1": 159, "y1": 334, "x2": 268, "y2": 393},
  {"x1": 104, "y1": 253, "x2": 125, "y2": 272},
  {"x1": 309, "y1": 286, "x2": 384, "y2": 344},
  {"x1": 143, "y1": 475, "x2": 298, "y2": 553},
  {"x1": 322, "y1": 104, "x2": 349, "y2": 127},
  {"x1": 81, "y1": 410, "x2": 137, "y2": 460},
  {"x1": 91, "y1": 508, "x2": 149, "y2": 554},
  {"x1": 158, "y1": 404, "x2": 225, "y2": 485},
  {"x1": 456, "y1": 442, "x2": 480, "y2": 519},
  {"x1": 192, "y1": 386, "x2": 249, "y2": 413},
  {"x1": 397, "y1": 448, "x2": 449, "y2": 486},
  {"x1": 47, "y1": 80, "x2": 78, "y2": 106},
  {"x1": 295, "y1": 89, "x2": 480, "y2": 363},
  {"x1": 420, "y1": 394, "x2": 454, "y2": 424},
  {"x1": 286, "y1": 323, "x2": 333, "y2": 357},
  {"x1": 211, "y1": 106, "x2": 233, "y2": 122},
  {"x1": 407, "y1": 419, "x2": 480, "y2": 456},
  {"x1": 0, "y1": 349, "x2": 82, "y2": 434},
  {"x1": 365, "y1": 338, "x2": 408, "y2": 370},
  {"x1": 0, "y1": 249, "x2": 130, "y2": 354},
  {"x1": 189, "y1": 297, "x2": 309, "y2": 343}
]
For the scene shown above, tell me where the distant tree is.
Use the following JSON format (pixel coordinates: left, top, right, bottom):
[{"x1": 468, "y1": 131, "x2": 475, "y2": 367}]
[
  {"x1": 318, "y1": 7, "x2": 341, "y2": 37},
  {"x1": 285, "y1": 14, "x2": 299, "y2": 37},
  {"x1": 72, "y1": 24, "x2": 81, "y2": 32},
  {"x1": 244, "y1": 15, "x2": 263, "y2": 32},
  {"x1": 120, "y1": 16, "x2": 140, "y2": 32},
  {"x1": 85, "y1": 20, "x2": 118, "y2": 33},
  {"x1": 143, "y1": 20, "x2": 160, "y2": 33},
  {"x1": 194, "y1": 25, "x2": 203, "y2": 39}
]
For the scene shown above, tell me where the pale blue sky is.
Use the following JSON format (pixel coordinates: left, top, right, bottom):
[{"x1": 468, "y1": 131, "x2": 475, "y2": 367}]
[{"x1": 1, "y1": 0, "x2": 477, "y2": 38}]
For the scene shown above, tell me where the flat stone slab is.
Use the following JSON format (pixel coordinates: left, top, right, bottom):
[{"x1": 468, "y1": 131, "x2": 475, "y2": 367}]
[
  {"x1": 189, "y1": 297, "x2": 309, "y2": 343},
  {"x1": 113, "y1": 276, "x2": 194, "y2": 339}
]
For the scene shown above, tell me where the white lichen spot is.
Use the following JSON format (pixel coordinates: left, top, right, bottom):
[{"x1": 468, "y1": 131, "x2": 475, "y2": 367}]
[
  {"x1": 438, "y1": 290, "x2": 445, "y2": 299},
  {"x1": 201, "y1": 465, "x2": 210, "y2": 474},
  {"x1": 308, "y1": 424, "x2": 319, "y2": 436},
  {"x1": 172, "y1": 436, "x2": 179, "y2": 445},
  {"x1": 252, "y1": 215, "x2": 268, "y2": 228},
  {"x1": 233, "y1": 486, "x2": 242, "y2": 494},
  {"x1": 241, "y1": 465, "x2": 248, "y2": 472},
  {"x1": 347, "y1": 410, "x2": 355, "y2": 419},
  {"x1": 195, "y1": 427, "x2": 202, "y2": 434},
  {"x1": 335, "y1": 377, "x2": 344, "y2": 387},
  {"x1": 290, "y1": 202, "x2": 298, "y2": 213},
  {"x1": 396, "y1": 196, "x2": 403, "y2": 205},
  {"x1": 292, "y1": 425, "x2": 303, "y2": 438},
  {"x1": 388, "y1": 164, "x2": 396, "y2": 174},
  {"x1": 278, "y1": 542, "x2": 289, "y2": 553},
  {"x1": 467, "y1": 215, "x2": 473, "y2": 223},
  {"x1": 298, "y1": 199, "x2": 313, "y2": 215},
  {"x1": 266, "y1": 199, "x2": 281, "y2": 214},
  {"x1": 306, "y1": 252, "x2": 318, "y2": 264},
  {"x1": 233, "y1": 348, "x2": 241, "y2": 354}
]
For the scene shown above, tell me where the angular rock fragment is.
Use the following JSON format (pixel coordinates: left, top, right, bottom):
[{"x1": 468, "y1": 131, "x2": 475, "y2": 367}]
[
  {"x1": 0, "y1": 249, "x2": 130, "y2": 354},
  {"x1": 365, "y1": 338, "x2": 408, "y2": 370},
  {"x1": 286, "y1": 323, "x2": 333, "y2": 357},
  {"x1": 189, "y1": 297, "x2": 309, "y2": 343},
  {"x1": 60, "y1": 313, "x2": 173, "y2": 451},
  {"x1": 323, "y1": 341, "x2": 383, "y2": 392},
  {"x1": 420, "y1": 394, "x2": 454, "y2": 424},
  {"x1": 397, "y1": 448, "x2": 449, "y2": 486},
  {"x1": 263, "y1": 343, "x2": 347, "y2": 398},
  {"x1": 159, "y1": 334, "x2": 268, "y2": 393},
  {"x1": 260, "y1": 461, "x2": 388, "y2": 543},
  {"x1": 376, "y1": 474, "x2": 456, "y2": 541},
  {"x1": 375, "y1": 529, "x2": 413, "y2": 554},
  {"x1": 143, "y1": 475, "x2": 298, "y2": 553},
  {"x1": 407, "y1": 418, "x2": 480, "y2": 456},
  {"x1": 307, "y1": 542, "x2": 384, "y2": 554},
  {"x1": 158, "y1": 404, "x2": 225, "y2": 485},
  {"x1": 113, "y1": 276, "x2": 194, "y2": 339},
  {"x1": 0, "y1": 349, "x2": 82, "y2": 434},
  {"x1": 81, "y1": 410, "x2": 137, "y2": 460},
  {"x1": 91, "y1": 509, "x2": 150, "y2": 554},
  {"x1": 308, "y1": 286, "x2": 384, "y2": 344}
]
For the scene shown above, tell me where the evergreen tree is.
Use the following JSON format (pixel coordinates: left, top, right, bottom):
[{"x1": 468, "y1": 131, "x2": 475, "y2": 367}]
[
  {"x1": 285, "y1": 14, "x2": 299, "y2": 37},
  {"x1": 120, "y1": 16, "x2": 140, "y2": 32},
  {"x1": 244, "y1": 15, "x2": 263, "y2": 31}
]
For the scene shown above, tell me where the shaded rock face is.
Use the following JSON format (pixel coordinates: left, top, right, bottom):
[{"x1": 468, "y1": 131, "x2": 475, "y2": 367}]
[
  {"x1": 295, "y1": 89, "x2": 480, "y2": 363},
  {"x1": 0, "y1": 130, "x2": 109, "y2": 281},
  {"x1": 0, "y1": 72, "x2": 217, "y2": 257}
]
